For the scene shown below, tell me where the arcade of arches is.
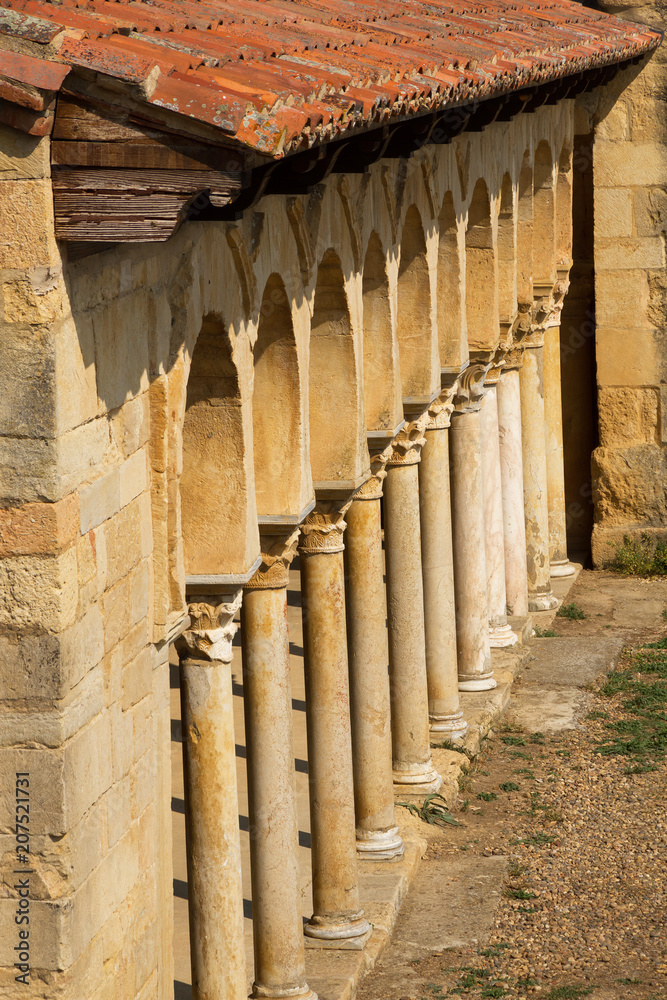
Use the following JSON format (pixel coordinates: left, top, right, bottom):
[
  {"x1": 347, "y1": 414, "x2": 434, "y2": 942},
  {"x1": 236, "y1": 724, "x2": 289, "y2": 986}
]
[{"x1": 0, "y1": 62, "x2": 666, "y2": 1000}]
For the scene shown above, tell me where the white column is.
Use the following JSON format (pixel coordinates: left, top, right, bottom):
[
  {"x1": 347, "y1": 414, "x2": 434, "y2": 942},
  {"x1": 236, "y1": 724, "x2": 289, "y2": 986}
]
[
  {"x1": 480, "y1": 370, "x2": 518, "y2": 647},
  {"x1": 345, "y1": 460, "x2": 404, "y2": 860},
  {"x1": 497, "y1": 351, "x2": 529, "y2": 616},
  {"x1": 242, "y1": 530, "x2": 317, "y2": 999},
  {"x1": 419, "y1": 393, "x2": 468, "y2": 737},
  {"x1": 449, "y1": 366, "x2": 496, "y2": 692},
  {"x1": 384, "y1": 423, "x2": 442, "y2": 795},
  {"x1": 543, "y1": 300, "x2": 575, "y2": 578},
  {"x1": 176, "y1": 594, "x2": 247, "y2": 1000},
  {"x1": 299, "y1": 503, "x2": 370, "y2": 942},
  {"x1": 520, "y1": 328, "x2": 558, "y2": 611}
]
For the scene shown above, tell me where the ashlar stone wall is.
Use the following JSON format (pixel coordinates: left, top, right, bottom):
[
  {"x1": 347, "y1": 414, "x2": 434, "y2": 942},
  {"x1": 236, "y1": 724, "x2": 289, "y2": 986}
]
[{"x1": 584, "y1": 3, "x2": 667, "y2": 564}]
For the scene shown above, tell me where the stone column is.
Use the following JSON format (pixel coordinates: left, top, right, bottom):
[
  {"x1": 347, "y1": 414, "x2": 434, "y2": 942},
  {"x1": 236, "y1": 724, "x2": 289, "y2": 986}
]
[
  {"x1": 449, "y1": 366, "x2": 496, "y2": 691},
  {"x1": 520, "y1": 326, "x2": 558, "y2": 611},
  {"x1": 241, "y1": 529, "x2": 317, "y2": 999},
  {"x1": 480, "y1": 368, "x2": 518, "y2": 647},
  {"x1": 299, "y1": 504, "x2": 370, "y2": 942},
  {"x1": 176, "y1": 594, "x2": 246, "y2": 1000},
  {"x1": 419, "y1": 393, "x2": 468, "y2": 737},
  {"x1": 497, "y1": 350, "x2": 529, "y2": 616},
  {"x1": 345, "y1": 454, "x2": 404, "y2": 860},
  {"x1": 543, "y1": 284, "x2": 575, "y2": 578},
  {"x1": 384, "y1": 424, "x2": 442, "y2": 794}
]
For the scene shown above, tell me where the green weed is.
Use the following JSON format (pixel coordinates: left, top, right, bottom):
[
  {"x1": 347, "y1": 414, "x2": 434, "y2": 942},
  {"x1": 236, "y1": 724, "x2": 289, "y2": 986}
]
[
  {"x1": 501, "y1": 735, "x2": 526, "y2": 746},
  {"x1": 586, "y1": 710, "x2": 608, "y2": 721},
  {"x1": 477, "y1": 791, "x2": 497, "y2": 802},
  {"x1": 534, "y1": 627, "x2": 559, "y2": 637},
  {"x1": 609, "y1": 532, "x2": 667, "y2": 576},
  {"x1": 542, "y1": 987, "x2": 594, "y2": 1000},
  {"x1": 500, "y1": 781, "x2": 520, "y2": 792},
  {"x1": 557, "y1": 602, "x2": 587, "y2": 620},
  {"x1": 397, "y1": 793, "x2": 461, "y2": 827},
  {"x1": 513, "y1": 768, "x2": 536, "y2": 778},
  {"x1": 504, "y1": 887, "x2": 536, "y2": 900}
]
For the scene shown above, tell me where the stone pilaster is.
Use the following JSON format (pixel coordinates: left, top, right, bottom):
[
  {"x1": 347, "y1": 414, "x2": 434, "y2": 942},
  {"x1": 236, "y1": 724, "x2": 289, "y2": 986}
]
[
  {"x1": 497, "y1": 347, "x2": 530, "y2": 616},
  {"x1": 242, "y1": 529, "x2": 317, "y2": 999},
  {"x1": 299, "y1": 503, "x2": 370, "y2": 942},
  {"x1": 345, "y1": 446, "x2": 404, "y2": 860},
  {"x1": 175, "y1": 592, "x2": 246, "y2": 1000},
  {"x1": 449, "y1": 364, "x2": 496, "y2": 691},
  {"x1": 419, "y1": 388, "x2": 468, "y2": 737},
  {"x1": 384, "y1": 423, "x2": 443, "y2": 794},
  {"x1": 480, "y1": 363, "x2": 518, "y2": 647}
]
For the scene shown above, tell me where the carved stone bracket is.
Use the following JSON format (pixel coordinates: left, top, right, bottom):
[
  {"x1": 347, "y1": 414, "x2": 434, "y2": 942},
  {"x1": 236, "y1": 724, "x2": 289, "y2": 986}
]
[
  {"x1": 299, "y1": 501, "x2": 350, "y2": 555},
  {"x1": 451, "y1": 362, "x2": 491, "y2": 415},
  {"x1": 245, "y1": 528, "x2": 300, "y2": 590},
  {"x1": 386, "y1": 420, "x2": 427, "y2": 467},
  {"x1": 175, "y1": 589, "x2": 243, "y2": 663}
]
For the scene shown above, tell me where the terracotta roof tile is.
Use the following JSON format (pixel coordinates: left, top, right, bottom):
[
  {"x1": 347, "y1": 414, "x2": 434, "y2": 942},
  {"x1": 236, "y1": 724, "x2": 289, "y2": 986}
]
[{"x1": 0, "y1": 0, "x2": 660, "y2": 156}]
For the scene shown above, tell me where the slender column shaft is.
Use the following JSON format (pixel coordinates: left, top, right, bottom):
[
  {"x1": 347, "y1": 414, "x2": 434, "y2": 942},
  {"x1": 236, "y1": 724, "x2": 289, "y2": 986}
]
[
  {"x1": 384, "y1": 426, "x2": 442, "y2": 795},
  {"x1": 543, "y1": 320, "x2": 574, "y2": 577},
  {"x1": 497, "y1": 364, "x2": 529, "y2": 616},
  {"x1": 520, "y1": 337, "x2": 558, "y2": 611},
  {"x1": 241, "y1": 531, "x2": 316, "y2": 999},
  {"x1": 449, "y1": 370, "x2": 496, "y2": 692},
  {"x1": 299, "y1": 507, "x2": 369, "y2": 941},
  {"x1": 176, "y1": 595, "x2": 246, "y2": 1000},
  {"x1": 418, "y1": 417, "x2": 468, "y2": 736},
  {"x1": 480, "y1": 382, "x2": 517, "y2": 647},
  {"x1": 345, "y1": 482, "x2": 404, "y2": 859}
]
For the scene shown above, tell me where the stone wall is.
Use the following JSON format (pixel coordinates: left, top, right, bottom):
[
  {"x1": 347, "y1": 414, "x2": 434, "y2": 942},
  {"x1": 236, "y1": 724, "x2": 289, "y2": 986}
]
[
  {"x1": 585, "y1": 4, "x2": 667, "y2": 564},
  {"x1": 0, "y1": 101, "x2": 573, "y2": 998}
]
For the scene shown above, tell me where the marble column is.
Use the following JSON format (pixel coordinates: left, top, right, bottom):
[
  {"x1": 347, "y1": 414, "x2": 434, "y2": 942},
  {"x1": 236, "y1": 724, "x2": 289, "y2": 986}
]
[
  {"x1": 497, "y1": 351, "x2": 529, "y2": 616},
  {"x1": 345, "y1": 458, "x2": 404, "y2": 860},
  {"x1": 241, "y1": 529, "x2": 317, "y2": 999},
  {"x1": 520, "y1": 328, "x2": 558, "y2": 611},
  {"x1": 419, "y1": 394, "x2": 468, "y2": 737},
  {"x1": 480, "y1": 369, "x2": 518, "y2": 647},
  {"x1": 175, "y1": 594, "x2": 246, "y2": 1000},
  {"x1": 543, "y1": 311, "x2": 575, "y2": 578},
  {"x1": 384, "y1": 423, "x2": 442, "y2": 795},
  {"x1": 299, "y1": 503, "x2": 370, "y2": 942},
  {"x1": 449, "y1": 365, "x2": 496, "y2": 691}
]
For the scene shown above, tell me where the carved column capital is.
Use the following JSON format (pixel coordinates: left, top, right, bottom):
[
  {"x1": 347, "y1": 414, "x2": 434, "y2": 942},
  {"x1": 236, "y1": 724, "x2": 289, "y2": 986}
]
[
  {"x1": 451, "y1": 363, "x2": 491, "y2": 415},
  {"x1": 355, "y1": 441, "x2": 394, "y2": 500},
  {"x1": 499, "y1": 346, "x2": 525, "y2": 371},
  {"x1": 386, "y1": 421, "x2": 427, "y2": 467},
  {"x1": 245, "y1": 528, "x2": 300, "y2": 590},
  {"x1": 298, "y1": 501, "x2": 349, "y2": 555},
  {"x1": 424, "y1": 384, "x2": 456, "y2": 431},
  {"x1": 175, "y1": 589, "x2": 242, "y2": 663}
]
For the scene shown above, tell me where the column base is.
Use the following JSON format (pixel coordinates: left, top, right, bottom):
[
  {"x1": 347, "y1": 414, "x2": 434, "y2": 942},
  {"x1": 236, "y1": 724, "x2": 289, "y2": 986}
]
[
  {"x1": 458, "y1": 674, "x2": 497, "y2": 692},
  {"x1": 253, "y1": 985, "x2": 318, "y2": 1000},
  {"x1": 429, "y1": 712, "x2": 469, "y2": 740},
  {"x1": 488, "y1": 622, "x2": 518, "y2": 648},
  {"x1": 550, "y1": 559, "x2": 576, "y2": 578},
  {"x1": 528, "y1": 593, "x2": 559, "y2": 612},
  {"x1": 304, "y1": 913, "x2": 370, "y2": 941},
  {"x1": 392, "y1": 763, "x2": 442, "y2": 796},
  {"x1": 356, "y1": 826, "x2": 405, "y2": 861}
]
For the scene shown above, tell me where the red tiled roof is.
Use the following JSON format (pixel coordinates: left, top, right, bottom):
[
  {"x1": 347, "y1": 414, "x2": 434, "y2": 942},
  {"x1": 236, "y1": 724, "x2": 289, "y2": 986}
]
[{"x1": 0, "y1": 0, "x2": 661, "y2": 156}]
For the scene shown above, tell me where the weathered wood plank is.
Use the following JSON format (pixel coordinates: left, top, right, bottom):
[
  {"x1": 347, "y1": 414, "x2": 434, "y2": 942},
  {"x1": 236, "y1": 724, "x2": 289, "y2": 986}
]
[
  {"x1": 51, "y1": 167, "x2": 241, "y2": 196},
  {"x1": 51, "y1": 139, "x2": 234, "y2": 171}
]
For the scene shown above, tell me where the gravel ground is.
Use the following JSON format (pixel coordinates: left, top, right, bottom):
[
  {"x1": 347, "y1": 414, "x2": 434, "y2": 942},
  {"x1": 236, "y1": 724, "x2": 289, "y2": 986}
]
[{"x1": 359, "y1": 577, "x2": 667, "y2": 1000}]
